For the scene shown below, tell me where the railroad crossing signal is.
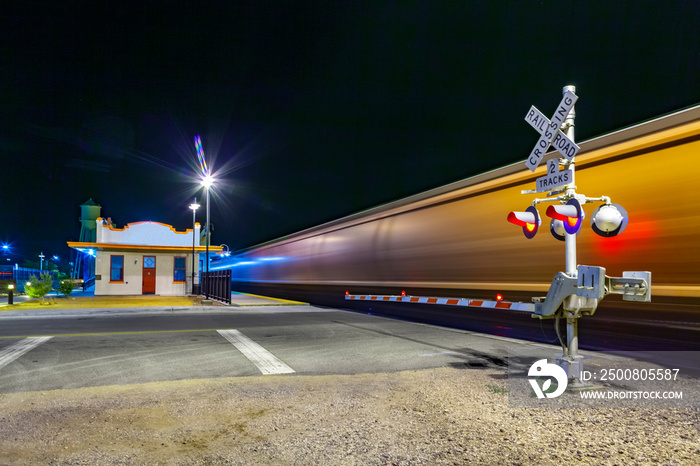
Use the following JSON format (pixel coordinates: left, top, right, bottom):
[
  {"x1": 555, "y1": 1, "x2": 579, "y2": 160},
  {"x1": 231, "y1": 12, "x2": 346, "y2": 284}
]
[
  {"x1": 509, "y1": 85, "x2": 649, "y2": 388},
  {"x1": 511, "y1": 87, "x2": 631, "y2": 241},
  {"x1": 525, "y1": 90, "x2": 578, "y2": 172}
]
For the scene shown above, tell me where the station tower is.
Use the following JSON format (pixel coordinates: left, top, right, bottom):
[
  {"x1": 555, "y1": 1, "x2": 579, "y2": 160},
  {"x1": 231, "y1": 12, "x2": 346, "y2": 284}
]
[{"x1": 72, "y1": 199, "x2": 101, "y2": 280}]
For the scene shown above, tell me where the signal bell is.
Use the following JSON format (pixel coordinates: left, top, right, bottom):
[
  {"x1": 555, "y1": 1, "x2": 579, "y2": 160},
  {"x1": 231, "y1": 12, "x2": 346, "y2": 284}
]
[
  {"x1": 591, "y1": 203, "x2": 628, "y2": 237},
  {"x1": 507, "y1": 206, "x2": 541, "y2": 239}
]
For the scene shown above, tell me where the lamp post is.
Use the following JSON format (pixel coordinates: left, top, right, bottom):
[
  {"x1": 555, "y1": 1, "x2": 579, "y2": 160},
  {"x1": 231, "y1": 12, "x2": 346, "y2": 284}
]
[
  {"x1": 189, "y1": 198, "x2": 200, "y2": 295},
  {"x1": 39, "y1": 252, "x2": 45, "y2": 271},
  {"x1": 200, "y1": 174, "x2": 214, "y2": 299}
]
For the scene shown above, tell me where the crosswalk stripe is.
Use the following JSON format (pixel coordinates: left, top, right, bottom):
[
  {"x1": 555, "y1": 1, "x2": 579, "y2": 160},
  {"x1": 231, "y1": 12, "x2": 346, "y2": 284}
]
[
  {"x1": 0, "y1": 337, "x2": 52, "y2": 370},
  {"x1": 217, "y1": 329, "x2": 295, "y2": 375}
]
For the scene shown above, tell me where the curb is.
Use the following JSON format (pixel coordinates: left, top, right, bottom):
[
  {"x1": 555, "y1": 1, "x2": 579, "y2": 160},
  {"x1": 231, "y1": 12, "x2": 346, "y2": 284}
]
[{"x1": 0, "y1": 306, "x2": 239, "y2": 320}]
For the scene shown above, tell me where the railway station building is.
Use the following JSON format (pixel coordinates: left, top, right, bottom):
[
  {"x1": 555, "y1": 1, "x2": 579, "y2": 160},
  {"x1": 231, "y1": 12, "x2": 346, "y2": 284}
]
[{"x1": 68, "y1": 218, "x2": 221, "y2": 296}]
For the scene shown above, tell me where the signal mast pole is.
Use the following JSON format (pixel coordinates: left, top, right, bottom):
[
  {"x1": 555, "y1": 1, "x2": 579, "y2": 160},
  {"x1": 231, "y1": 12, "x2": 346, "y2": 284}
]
[
  {"x1": 561, "y1": 85, "x2": 581, "y2": 380},
  {"x1": 562, "y1": 85, "x2": 577, "y2": 277}
]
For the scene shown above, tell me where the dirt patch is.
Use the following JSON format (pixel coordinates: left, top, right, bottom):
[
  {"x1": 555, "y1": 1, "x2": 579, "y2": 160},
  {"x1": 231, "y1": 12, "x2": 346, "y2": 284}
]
[
  {"x1": 1, "y1": 295, "x2": 212, "y2": 311},
  {"x1": 0, "y1": 367, "x2": 697, "y2": 465}
]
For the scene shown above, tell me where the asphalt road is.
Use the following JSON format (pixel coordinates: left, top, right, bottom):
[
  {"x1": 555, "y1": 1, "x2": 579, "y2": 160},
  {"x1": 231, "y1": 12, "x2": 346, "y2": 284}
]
[
  {"x1": 0, "y1": 305, "x2": 574, "y2": 394},
  {"x1": 231, "y1": 284, "x2": 700, "y2": 352}
]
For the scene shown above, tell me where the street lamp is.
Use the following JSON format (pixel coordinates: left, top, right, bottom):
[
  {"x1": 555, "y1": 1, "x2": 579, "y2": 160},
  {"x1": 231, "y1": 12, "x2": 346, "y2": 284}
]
[
  {"x1": 39, "y1": 251, "x2": 45, "y2": 271},
  {"x1": 200, "y1": 173, "x2": 215, "y2": 299},
  {"x1": 189, "y1": 198, "x2": 200, "y2": 295}
]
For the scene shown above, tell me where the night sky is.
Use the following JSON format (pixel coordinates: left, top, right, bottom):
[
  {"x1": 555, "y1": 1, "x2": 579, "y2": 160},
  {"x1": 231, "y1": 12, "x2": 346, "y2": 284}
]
[{"x1": 2, "y1": 1, "x2": 699, "y2": 268}]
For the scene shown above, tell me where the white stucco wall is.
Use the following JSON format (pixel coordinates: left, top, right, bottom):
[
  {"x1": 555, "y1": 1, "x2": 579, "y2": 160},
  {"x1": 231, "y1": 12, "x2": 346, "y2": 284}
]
[
  {"x1": 96, "y1": 219, "x2": 199, "y2": 247},
  {"x1": 95, "y1": 251, "x2": 194, "y2": 296}
]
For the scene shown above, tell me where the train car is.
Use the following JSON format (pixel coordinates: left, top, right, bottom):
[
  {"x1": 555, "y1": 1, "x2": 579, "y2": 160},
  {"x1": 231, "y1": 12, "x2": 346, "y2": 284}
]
[{"x1": 217, "y1": 104, "x2": 700, "y2": 324}]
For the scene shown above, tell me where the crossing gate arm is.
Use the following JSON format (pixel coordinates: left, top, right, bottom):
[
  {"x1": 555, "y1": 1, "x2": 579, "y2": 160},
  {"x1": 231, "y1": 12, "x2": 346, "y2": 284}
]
[
  {"x1": 344, "y1": 294, "x2": 536, "y2": 313},
  {"x1": 344, "y1": 266, "x2": 649, "y2": 317}
]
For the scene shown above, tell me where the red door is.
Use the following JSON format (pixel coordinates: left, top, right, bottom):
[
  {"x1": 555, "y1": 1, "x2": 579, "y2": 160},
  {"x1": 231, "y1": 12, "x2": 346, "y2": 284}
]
[{"x1": 142, "y1": 256, "x2": 156, "y2": 294}]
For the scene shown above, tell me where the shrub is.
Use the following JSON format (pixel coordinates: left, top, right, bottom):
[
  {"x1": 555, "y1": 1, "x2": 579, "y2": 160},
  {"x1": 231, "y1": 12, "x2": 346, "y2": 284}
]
[
  {"x1": 25, "y1": 273, "x2": 53, "y2": 300},
  {"x1": 58, "y1": 278, "x2": 75, "y2": 296}
]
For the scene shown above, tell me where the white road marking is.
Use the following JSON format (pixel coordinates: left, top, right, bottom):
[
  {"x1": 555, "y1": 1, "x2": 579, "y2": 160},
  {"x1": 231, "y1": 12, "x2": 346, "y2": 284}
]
[
  {"x1": 217, "y1": 329, "x2": 295, "y2": 375},
  {"x1": 419, "y1": 351, "x2": 457, "y2": 357},
  {"x1": 0, "y1": 337, "x2": 52, "y2": 370}
]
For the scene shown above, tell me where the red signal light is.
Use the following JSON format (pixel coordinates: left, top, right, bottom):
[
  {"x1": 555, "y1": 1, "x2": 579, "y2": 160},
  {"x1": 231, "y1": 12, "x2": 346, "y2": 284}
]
[
  {"x1": 401, "y1": 290, "x2": 406, "y2": 297},
  {"x1": 496, "y1": 293, "x2": 504, "y2": 302},
  {"x1": 345, "y1": 291, "x2": 349, "y2": 295},
  {"x1": 545, "y1": 199, "x2": 583, "y2": 236},
  {"x1": 507, "y1": 206, "x2": 540, "y2": 239}
]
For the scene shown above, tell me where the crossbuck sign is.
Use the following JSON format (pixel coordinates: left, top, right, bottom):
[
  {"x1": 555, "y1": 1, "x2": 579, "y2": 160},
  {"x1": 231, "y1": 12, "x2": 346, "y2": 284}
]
[{"x1": 525, "y1": 90, "x2": 579, "y2": 172}]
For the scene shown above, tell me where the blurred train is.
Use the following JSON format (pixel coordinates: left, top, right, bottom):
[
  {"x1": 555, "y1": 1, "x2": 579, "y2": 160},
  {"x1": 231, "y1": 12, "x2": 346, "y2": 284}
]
[{"x1": 215, "y1": 103, "x2": 700, "y2": 324}]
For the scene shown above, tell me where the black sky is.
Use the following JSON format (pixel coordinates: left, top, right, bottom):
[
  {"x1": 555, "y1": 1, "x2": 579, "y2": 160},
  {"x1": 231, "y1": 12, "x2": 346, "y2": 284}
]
[{"x1": 1, "y1": 1, "x2": 699, "y2": 266}]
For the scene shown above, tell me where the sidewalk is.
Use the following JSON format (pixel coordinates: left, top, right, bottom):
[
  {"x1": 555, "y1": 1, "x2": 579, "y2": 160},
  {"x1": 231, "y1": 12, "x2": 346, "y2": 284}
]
[{"x1": 0, "y1": 290, "x2": 307, "y2": 317}]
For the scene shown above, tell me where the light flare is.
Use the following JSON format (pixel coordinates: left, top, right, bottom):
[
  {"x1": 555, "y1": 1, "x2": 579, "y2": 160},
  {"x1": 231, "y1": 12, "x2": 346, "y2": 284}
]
[{"x1": 194, "y1": 135, "x2": 208, "y2": 175}]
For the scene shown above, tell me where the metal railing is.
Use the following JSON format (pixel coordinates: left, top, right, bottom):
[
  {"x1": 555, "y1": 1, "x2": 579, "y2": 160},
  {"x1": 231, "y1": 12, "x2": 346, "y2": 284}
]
[
  {"x1": 83, "y1": 276, "x2": 95, "y2": 291},
  {"x1": 201, "y1": 270, "x2": 231, "y2": 304},
  {"x1": 0, "y1": 266, "x2": 59, "y2": 292},
  {"x1": 0, "y1": 266, "x2": 58, "y2": 281}
]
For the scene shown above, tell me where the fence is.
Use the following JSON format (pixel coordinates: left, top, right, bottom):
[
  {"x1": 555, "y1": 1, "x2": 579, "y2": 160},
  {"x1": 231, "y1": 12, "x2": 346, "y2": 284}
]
[
  {"x1": 83, "y1": 276, "x2": 95, "y2": 291},
  {"x1": 201, "y1": 269, "x2": 231, "y2": 304},
  {"x1": 0, "y1": 266, "x2": 59, "y2": 292}
]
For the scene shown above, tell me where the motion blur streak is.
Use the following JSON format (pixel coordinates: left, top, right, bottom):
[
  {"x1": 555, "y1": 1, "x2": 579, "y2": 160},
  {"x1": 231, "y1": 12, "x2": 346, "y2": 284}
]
[{"x1": 219, "y1": 105, "x2": 700, "y2": 320}]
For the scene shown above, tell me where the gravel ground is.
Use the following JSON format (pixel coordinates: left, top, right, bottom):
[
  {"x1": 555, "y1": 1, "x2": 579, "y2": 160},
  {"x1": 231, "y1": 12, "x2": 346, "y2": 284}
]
[{"x1": 0, "y1": 367, "x2": 698, "y2": 465}]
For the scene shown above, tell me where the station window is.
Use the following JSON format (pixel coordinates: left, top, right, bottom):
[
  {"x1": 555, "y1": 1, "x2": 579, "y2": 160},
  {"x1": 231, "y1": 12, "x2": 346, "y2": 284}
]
[
  {"x1": 110, "y1": 255, "x2": 124, "y2": 282},
  {"x1": 174, "y1": 257, "x2": 186, "y2": 282}
]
